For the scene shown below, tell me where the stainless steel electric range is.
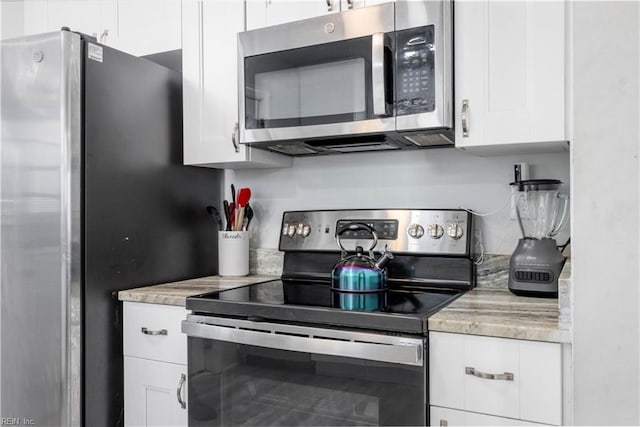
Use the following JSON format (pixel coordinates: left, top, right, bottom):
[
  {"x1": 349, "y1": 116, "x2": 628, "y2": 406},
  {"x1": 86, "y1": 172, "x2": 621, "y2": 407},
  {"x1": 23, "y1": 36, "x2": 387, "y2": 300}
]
[{"x1": 183, "y1": 209, "x2": 475, "y2": 427}]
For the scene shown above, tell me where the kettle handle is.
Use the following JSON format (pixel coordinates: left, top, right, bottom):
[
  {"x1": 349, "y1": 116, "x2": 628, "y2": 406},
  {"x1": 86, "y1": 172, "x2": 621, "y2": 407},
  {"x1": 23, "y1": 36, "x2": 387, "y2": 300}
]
[{"x1": 336, "y1": 222, "x2": 378, "y2": 253}]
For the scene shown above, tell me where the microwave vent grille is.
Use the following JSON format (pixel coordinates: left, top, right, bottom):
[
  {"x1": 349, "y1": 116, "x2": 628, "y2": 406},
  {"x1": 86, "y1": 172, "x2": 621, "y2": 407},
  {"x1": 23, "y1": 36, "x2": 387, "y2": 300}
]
[
  {"x1": 403, "y1": 133, "x2": 454, "y2": 147},
  {"x1": 268, "y1": 144, "x2": 320, "y2": 155}
]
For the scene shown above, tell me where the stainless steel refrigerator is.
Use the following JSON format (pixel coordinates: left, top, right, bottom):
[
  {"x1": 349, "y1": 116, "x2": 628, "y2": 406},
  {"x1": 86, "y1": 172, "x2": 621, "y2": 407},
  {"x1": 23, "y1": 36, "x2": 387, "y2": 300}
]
[{"x1": 0, "y1": 30, "x2": 220, "y2": 426}]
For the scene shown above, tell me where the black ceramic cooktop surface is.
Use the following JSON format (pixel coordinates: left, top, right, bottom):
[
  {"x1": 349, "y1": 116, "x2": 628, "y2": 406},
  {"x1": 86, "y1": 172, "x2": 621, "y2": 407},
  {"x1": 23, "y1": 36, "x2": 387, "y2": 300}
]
[{"x1": 186, "y1": 279, "x2": 463, "y2": 335}]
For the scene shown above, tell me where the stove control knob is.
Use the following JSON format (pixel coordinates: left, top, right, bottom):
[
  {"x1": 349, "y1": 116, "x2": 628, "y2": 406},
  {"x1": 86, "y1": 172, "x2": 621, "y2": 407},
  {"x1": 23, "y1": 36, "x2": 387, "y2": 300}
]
[
  {"x1": 407, "y1": 224, "x2": 424, "y2": 239},
  {"x1": 427, "y1": 223, "x2": 444, "y2": 239},
  {"x1": 446, "y1": 223, "x2": 464, "y2": 240},
  {"x1": 296, "y1": 223, "x2": 311, "y2": 237},
  {"x1": 286, "y1": 224, "x2": 296, "y2": 238}
]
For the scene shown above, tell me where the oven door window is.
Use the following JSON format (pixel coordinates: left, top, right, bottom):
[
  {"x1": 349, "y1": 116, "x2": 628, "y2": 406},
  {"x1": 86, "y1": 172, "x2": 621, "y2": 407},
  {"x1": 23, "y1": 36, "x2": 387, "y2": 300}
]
[
  {"x1": 244, "y1": 35, "x2": 392, "y2": 130},
  {"x1": 188, "y1": 338, "x2": 425, "y2": 426}
]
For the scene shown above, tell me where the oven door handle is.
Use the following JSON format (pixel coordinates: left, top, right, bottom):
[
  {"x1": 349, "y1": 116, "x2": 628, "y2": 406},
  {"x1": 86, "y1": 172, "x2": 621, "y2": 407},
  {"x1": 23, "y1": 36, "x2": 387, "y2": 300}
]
[{"x1": 182, "y1": 319, "x2": 423, "y2": 367}]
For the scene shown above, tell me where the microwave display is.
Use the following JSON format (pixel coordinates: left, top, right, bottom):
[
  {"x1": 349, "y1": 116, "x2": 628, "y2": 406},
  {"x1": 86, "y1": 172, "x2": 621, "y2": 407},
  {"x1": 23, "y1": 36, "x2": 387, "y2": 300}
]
[{"x1": 396, "y1": 26, "x2": 435, "y2": 116}]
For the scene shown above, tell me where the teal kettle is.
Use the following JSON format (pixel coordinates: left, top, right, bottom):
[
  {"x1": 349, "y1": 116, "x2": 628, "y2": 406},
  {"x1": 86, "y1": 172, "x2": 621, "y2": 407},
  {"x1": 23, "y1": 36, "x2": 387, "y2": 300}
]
[{"x1": 331, "y1": 223, "x2": 394, "y2": 311}]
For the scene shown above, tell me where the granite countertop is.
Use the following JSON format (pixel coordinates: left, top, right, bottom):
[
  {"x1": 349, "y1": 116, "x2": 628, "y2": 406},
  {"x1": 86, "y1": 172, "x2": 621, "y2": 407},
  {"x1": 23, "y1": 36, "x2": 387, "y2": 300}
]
[
  {"x1": 428, "y1": 255, "x2": 572, "y2": 343},
  {"x1": 117, "y1": 275, "x2": 278, "y2": 307},
  {"x1": 428, "y1": 288, "x2": 569, "y2": 343},
  {"x1": 118, "y1": 251, "x2": 572, "y2": 343}
]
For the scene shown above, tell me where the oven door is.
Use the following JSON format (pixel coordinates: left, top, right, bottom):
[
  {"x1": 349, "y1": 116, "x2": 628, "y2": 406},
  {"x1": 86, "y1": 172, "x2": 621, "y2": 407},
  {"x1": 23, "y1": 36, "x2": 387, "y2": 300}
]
[
  {"x1": 238, "y1": 3, "x2": 396, "y2": 150},
  {"x1": 183, "y1": 315, "x2": 426, "y2": 426}
]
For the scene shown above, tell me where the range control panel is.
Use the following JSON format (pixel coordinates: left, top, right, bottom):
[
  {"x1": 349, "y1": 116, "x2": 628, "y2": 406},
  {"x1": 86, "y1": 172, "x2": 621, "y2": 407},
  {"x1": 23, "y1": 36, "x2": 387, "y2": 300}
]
[{"x1": 279, "y1": 209, "x2": 472, "y2": 256}]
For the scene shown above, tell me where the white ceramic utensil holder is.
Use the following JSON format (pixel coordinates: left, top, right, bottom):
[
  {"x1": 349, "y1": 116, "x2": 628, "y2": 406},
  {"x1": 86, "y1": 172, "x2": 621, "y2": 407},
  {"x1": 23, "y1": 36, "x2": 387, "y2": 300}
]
[{"x1": 218, "y1": 231, "x2": 249, "y2": 276}]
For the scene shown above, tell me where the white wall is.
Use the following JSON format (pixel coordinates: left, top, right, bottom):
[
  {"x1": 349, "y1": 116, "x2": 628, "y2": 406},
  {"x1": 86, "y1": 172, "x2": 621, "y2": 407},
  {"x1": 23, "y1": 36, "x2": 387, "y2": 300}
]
[
  {"x1": 571, "y1": 1, "x2": 639, "y2": 424},
  {"x1": 229, "y1": 148, "x2": 570, "y2": 254}
]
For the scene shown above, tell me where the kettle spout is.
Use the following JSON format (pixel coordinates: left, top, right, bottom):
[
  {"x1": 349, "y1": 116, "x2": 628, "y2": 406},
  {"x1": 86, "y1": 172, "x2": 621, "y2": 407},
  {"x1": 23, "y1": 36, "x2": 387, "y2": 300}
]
[{"x1": 374, "y1": 247, "x2": 394, "y2": 270}]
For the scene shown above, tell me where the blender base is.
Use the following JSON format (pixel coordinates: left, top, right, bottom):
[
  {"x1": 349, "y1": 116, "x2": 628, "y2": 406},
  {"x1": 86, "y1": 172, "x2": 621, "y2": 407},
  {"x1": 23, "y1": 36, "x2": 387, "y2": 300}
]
[{"x1": 508, "y1": 238, "x2": 566, "y2": 298}]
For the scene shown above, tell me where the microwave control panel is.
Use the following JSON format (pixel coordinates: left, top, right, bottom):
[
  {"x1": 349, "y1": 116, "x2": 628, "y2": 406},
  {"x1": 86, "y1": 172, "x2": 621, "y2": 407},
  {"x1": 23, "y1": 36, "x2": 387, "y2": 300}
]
[{"x1": 396, "y1": 25, "x2": 436, "y2": 116}]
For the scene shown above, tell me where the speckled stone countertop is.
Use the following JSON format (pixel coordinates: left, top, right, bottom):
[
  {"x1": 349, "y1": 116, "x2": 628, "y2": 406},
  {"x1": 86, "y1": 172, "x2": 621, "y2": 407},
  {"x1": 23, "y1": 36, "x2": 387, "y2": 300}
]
[
  {"x1": 429, "y1": 258, "x2": 572, "y2": 343},
  {"x1": 428, "y1": 288, "x2": 569, "y2": 343},
  {"x1": 117, "y1": 275, "x2": 278, "y2": 307}
]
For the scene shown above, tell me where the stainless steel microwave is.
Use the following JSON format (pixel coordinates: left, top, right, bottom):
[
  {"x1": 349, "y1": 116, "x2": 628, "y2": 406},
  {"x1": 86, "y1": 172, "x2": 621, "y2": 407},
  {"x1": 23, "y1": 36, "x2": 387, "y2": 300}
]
[{"x1": 237, "y1": 1, "x2": 453, "y2": 156}]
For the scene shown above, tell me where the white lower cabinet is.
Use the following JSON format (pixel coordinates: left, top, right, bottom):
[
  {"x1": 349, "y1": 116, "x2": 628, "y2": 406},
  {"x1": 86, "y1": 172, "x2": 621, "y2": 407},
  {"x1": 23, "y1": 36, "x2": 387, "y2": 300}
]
[
  {"x1": 429, "y1": 331, "x2": 562, "y2": 426},
  {"x1": 124, "y1": 356, "x2": 187, "y2": 427},
  {"x1": 430, "y1": 406, "x2": 546, "y2": 427},
  {"x1": 123, "y1": 302, "x2": 188, "y2": 427}
]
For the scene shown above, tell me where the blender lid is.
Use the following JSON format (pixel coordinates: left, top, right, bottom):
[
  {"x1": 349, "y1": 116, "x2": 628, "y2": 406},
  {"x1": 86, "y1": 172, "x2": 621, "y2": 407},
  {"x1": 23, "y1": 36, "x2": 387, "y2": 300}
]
[{"x1": 509, "y1": 179, "x2": 562, "y2": 191}]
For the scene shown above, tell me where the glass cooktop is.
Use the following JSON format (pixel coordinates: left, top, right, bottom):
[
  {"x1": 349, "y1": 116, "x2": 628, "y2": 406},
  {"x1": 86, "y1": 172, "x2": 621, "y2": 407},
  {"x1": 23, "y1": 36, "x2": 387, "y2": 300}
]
[{"x1": 186, "y1": 279, "x2": 464, "y2": 335}]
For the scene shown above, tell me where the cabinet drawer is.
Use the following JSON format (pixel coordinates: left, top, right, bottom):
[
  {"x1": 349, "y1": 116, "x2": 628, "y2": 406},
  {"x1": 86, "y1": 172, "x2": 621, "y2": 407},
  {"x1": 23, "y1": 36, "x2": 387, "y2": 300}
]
[
  {"x1": 430, "y1": 406, "x2": 546, "y2": 426},
  {"x1": 123, "y1": 301, "x2": 188, "y2": 364},
  {"x1": 429, "y1": 332, "x2": 561, "y2": 425}
]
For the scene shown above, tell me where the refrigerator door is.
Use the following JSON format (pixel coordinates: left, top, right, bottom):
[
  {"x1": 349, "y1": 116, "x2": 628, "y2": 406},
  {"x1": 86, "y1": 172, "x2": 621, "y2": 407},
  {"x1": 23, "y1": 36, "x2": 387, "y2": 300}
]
[{"x1": 0, "y1": 31, "x2": 82, "y2": 426}]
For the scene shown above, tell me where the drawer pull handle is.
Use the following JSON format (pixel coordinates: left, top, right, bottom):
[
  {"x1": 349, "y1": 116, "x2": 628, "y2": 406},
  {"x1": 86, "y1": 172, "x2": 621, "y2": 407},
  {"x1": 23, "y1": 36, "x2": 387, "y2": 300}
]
[
  {"x1": 177, "y1": 373, "x2": 187, "y2": 409},
  {"x1": 465, "y1": 366, "x2": 514, "y2": 381},
  {"x1": 141, "y1": 327, "x2": 168, "y2": 336}
]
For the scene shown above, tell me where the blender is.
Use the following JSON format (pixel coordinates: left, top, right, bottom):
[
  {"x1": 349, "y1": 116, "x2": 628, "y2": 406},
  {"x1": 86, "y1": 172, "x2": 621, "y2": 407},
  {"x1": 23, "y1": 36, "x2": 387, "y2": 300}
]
[{"x1": 509, "y1": 179, "x2": 568, "y2": 297}]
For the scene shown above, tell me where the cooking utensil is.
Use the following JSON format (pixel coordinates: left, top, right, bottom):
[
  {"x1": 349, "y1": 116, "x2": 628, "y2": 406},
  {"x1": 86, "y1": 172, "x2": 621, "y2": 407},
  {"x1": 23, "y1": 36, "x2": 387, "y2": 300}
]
[
  {"x1": 228, "y1": 202, "x2": 235, "y2": 231},
  {"x1": 231, "y1": 184, "x2": 236, "y2": 207},
  {"x1": 244, "y1": 204, "x2": 254, "y2": 231},
  {"x1": 222, "y1": 200, "x2": 231, "y2": 231},
  {"x1": 205, "y1": 206, "x2": 223, "y2": 230},
  {"x1": 235, "y1": 187, "x2": 252, "y2": 231}
]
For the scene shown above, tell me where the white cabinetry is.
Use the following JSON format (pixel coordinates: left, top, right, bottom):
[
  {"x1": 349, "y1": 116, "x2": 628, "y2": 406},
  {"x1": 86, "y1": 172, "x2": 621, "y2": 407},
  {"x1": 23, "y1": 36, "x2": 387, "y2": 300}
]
[
  {"x1": 429, "y1": 332, "x2": 562, "y2": 426},
  {"x1": 339, "y1": 0, "x2": 394, "y2": 12},
  {"x1": 181, "y1": 0, "x2": 291, "y2": 168},
  {"x1": 454, "y1": 0, "x2": 568, "y2": 153},
  {"x1": 111, "y1": 0, "x2": 181, "y2": 56},
  {"x1": 246, "y1": 0, "x2": 395, "y2": 30},
  {"x1": 23, "y1": 0, "x2": 115, "y2": 43},
  {"x1": 21, "y1": 0, "x2": 179, "y2": 56},
  {"x1": 246, "y1": 0, "x2": 339, "y2": 31},
  {"x1": 123, "y1": 302, "x2": 188, "y2": 427}
]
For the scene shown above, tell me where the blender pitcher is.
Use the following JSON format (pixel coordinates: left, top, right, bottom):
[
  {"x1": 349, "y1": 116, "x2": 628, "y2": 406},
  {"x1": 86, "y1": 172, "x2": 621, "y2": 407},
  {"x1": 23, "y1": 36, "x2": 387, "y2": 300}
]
[
  {"x1": 509, "y1": 179, "x2": 568, "y2": 298},
  {"x1": 515, "y1": 182, "x2": 568, "y2": 239}
]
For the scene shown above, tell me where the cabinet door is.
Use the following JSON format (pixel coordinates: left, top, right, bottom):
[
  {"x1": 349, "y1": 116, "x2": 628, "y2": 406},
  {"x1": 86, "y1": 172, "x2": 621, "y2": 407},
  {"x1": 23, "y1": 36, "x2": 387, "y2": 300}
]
[
  {"x1": 430, "y1": 406, "x2": 546, "y2": 427},
  {"x1": 340, "y1": 0, "x2": 394, "y2": 12},
  {"x1": 22, "y1": 0, "x2": 116, "y2": 44},
  {"x1": 115, "y1": 0, "x2": 181, "y2": 56},
  {"x1": 46, "y1": 0, "x2": 102, "y2": 36},
  {"x1": 429, "y1": 332, "x2": 562, "y2": 425},
  {"x1": 247, "y1": 0, "x2": 338, "y2": 31},
  {"x1": 124, "y1": 356, "x2": 187, "y2": 427},
  {"x1": 182, "y1": 0, "x2": 291, "y2": 168},
  {"x1": 454, "y1": 0, "x2": 566, "y2": 151}
]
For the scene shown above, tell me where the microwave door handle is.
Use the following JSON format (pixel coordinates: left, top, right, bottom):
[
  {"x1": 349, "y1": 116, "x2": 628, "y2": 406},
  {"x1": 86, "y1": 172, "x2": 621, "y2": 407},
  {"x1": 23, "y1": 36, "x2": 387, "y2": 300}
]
[{"x1": 371, "y1": 33, "x2": 388, "y2": 117}]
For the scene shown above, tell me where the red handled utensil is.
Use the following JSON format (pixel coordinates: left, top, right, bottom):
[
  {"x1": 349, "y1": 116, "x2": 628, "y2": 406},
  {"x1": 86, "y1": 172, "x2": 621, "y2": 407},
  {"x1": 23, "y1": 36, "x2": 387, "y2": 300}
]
[{"x1": 235, "y1": 188, "x2": 251, "y2": 231}]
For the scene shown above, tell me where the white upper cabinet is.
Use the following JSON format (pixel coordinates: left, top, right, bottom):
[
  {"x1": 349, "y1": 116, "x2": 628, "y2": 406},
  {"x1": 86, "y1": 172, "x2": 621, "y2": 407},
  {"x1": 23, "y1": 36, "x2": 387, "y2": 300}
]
[
  {"x1": 246, "y1": 0, "x2": 340, "y2": 31},
  {"x1": 454, "y1": 0, "x2": 568, "y2": 153},
  {"x1": 339, "y1": 0, "x2": 395, "y2": 12},
  {"x1": 182, "y1": 0, "x2": 292, "y2": 168},
  {"x1": 21, "y1": 0, "x2": 179, "y2": 56},
  {"x1": 246, "y1": 0, "x2": 396, "y2": 30},
  {"x1": 23, "y1": 0, "x2": 116, "y2": 43},
  {"x1": 112, "y1": 0, "x2": 181, "y2": 56}
]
